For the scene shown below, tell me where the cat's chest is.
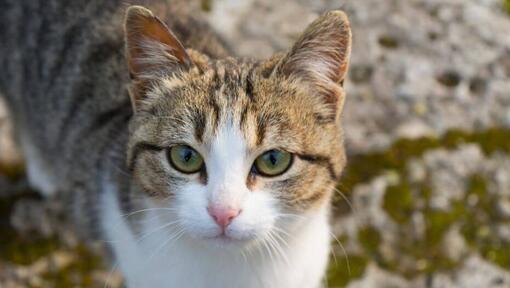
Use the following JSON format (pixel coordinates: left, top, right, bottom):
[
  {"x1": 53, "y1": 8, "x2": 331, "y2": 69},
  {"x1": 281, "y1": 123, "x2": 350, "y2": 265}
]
[
  {"x1": 122, "y1": 217, "x2": 287, "y2": 288},
  {"x1": 101, "y1": 184, "x2": 329, "y2": 288}
]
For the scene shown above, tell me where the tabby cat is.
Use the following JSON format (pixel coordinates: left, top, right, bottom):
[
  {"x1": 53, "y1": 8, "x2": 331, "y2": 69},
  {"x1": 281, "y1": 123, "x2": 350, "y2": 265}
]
[{"x1": 0, "y1": 1, "x2": 351, "y2": 287}]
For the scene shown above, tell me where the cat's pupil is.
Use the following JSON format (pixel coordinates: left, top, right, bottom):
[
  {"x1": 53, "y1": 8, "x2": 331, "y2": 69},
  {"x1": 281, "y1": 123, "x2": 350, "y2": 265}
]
[
  {"x1": 269, "y1": 152, "x2": 277, "y2": 166},
  {"x1": 183, "y1": 150, "x2": 192, "y2": 162}
]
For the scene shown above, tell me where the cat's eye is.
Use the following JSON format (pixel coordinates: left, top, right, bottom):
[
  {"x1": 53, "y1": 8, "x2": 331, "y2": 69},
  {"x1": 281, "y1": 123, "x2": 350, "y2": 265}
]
[
  {"x1": 253, "y1": 150, "x2": 293, "y2": 177},
  {"x1": 168, "y1": 145, "x2": 204, "y2": 174}
]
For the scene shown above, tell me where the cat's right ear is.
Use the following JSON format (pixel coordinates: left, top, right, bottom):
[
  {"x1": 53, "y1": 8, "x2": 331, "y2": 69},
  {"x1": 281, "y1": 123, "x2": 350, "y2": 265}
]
[
  {"x1": 124, "y1": 5, "x2": 192, "y2": 108},
  {"x1": 272, "y1": 10, "x2": 352, "y2": 117}
]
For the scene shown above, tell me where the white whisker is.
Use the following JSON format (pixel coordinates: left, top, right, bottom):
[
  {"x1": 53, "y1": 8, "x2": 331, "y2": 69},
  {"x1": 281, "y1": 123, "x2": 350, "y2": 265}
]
[
  {"x1": 268, "y1": 231, "x2": 290, "y2": 267},
  {"x1": 146, "y1": 228, "x2": 185, "y2": 263},
  {"x1": 103, "y1": 261, "x2": 119, "y2": 288},
  {"x1": 329, "y1": 231, "x2": 350, "y2": 276},
  {"x1": 121, "y1": 207, "x2": 178, "y2": 219},
  {"x1": 333, "y1": 187, "x2": 356, "y2": 214},
  {"x1": 135, "y1": 220, "x2": 181, "y2": 243}
]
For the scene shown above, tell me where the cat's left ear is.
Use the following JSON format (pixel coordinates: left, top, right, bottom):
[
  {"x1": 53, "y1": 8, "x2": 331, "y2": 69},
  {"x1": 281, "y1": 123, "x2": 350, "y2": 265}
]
[
  {"x1": 124, "y1": 5, "x2": 193, "y2": 108},
  {"x1": 276, "y1": 10, "x2": 352, "y2": 114}
]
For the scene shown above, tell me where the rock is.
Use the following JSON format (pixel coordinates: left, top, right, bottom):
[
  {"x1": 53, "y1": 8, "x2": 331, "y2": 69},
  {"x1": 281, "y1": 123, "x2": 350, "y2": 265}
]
[
  {"x1": 395, "y1": 120, "x2": 436, "y2": 139},
  {"x1": 330, "y1": 143, "x2": 510, "y2": 286},
  {"x1": 424, "y1": 145, "x2": 484, "y2": 209},
  {"x1": 443, "y1": 226, "x2": 469, "y2": 262},
  {"x1": 497, "y1": 198, "x2": 510, "y2": 218},
  {"x1": 407, "y1": 159, "x2": 427, "y2": 183},
  {"x1": 348, "y1": 264, "x2": 411, "y2": 288},
  {"x1": 430, "y1": 255, "x2": 510, "y2": 288}
]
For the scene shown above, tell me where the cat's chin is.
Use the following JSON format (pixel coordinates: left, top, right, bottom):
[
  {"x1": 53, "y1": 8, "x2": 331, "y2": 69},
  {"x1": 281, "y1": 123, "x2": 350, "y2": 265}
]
[{"x1": 200, "y1": 234, "x2": 257, "y2": 250}]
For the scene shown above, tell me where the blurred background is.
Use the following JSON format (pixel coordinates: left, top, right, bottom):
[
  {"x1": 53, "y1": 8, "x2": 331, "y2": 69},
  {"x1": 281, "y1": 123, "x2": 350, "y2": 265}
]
[{"x1": 1, "y1": 0, "x2": 509, "y2": 287}]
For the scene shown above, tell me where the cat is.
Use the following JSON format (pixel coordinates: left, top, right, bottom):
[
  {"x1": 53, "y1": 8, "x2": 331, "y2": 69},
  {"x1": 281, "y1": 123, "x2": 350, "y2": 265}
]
[{"x1": 0, "y1": 1, "x2": 351, "y2": 287}]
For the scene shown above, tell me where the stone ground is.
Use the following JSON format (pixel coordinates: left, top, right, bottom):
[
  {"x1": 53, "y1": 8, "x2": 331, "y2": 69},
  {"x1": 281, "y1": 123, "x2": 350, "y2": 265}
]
[{"x1": 1, "y1": 0, "x2": 510, "y2": 287}]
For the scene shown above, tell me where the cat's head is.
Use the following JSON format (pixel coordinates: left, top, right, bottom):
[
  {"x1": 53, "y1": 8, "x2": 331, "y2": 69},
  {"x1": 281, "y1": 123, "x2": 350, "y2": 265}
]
[{"x1": 123, "y1": 6, "x2": 351, "y2": 248}]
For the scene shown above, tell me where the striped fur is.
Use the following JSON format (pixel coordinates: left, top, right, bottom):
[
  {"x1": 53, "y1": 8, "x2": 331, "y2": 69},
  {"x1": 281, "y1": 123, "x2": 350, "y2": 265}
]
[{"x1": 0, "y1": 2, "x2": 351, "y2": 287}]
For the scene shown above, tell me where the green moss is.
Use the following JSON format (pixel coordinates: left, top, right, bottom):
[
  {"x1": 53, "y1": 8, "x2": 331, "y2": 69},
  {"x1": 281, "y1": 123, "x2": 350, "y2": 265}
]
[
  {"x1": 383, "y1": 182, "x2": 414, "y2": 224},
  {"x1": 201, "y1": 0, "x2": 213, "y2": 12},
  {"x1": 376, "y1": 181, "x2": 461, "y2": 278},
  {"x1": 0, "y1": 188, "x2": 106, "y2": 286},
  {"x1": 460, "y1": 176, "x2": 510, "y2": 269},
  {"x1": 358, "y1": 226, "x2": 381, "y2": 255},
  {"x1": 0, "y1": 235, "x2": 61, "y2": 266},
  {"x1": 330, "y1": 127, "x2": 510, "y2": 283},
  {"x1": 370, "y1": 170, "x2": 509, "y2": 279},
  {"x1": 336, "y1": 128, "x2": 510, "y2": 207},
  {"x1": 0, "y1": 191, "x2": 61, "y2": 265},
  {"x1": 327, "y1": 255, "x2": 368, "y2": 288},
  {"x1": 504, "y1": 0, "x2": 510, "y2": 14},
  {"x1": 424, "y1": 202, "x2": 465, "y2": 247},
  {"x1": 41, "y1": 245, "x2": 104, "y2": 288}
]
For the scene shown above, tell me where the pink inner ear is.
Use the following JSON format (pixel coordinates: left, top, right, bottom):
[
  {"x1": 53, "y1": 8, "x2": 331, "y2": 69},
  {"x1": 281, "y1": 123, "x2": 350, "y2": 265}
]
[
  {"x1": 275, "y1": 11, "x2": 351, "y2": 109},
  {"x1": 125, "y1": 6, "x2": 192, "y2": 76},
  {"x1": 278, "y1": 11, "x2": 351, "y2": 87}
]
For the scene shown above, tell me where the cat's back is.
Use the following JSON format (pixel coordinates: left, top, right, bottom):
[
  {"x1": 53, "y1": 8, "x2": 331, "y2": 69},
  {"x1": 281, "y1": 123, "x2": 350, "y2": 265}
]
[{"x1": 0, "y1": 0, "x2": 229, "y2": 126}]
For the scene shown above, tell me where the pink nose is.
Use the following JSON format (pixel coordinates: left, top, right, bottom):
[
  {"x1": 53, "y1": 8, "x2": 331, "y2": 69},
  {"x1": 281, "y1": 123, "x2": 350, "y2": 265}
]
[{"x1": 207, "y1": 205, "x2": 241, "y2": 229}]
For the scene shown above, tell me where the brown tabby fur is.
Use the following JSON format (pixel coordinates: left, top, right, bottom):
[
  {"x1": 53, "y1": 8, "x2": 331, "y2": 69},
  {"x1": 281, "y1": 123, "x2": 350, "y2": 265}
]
[{"x1": 0, "y1": 0, "x2": 351, "y2": 237}]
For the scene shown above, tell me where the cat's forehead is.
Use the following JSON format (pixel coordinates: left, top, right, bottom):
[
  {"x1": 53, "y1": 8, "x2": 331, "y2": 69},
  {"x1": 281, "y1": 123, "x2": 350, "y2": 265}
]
[{"x1": 144, "y1": 63, "x2": 320, "y2": 142}]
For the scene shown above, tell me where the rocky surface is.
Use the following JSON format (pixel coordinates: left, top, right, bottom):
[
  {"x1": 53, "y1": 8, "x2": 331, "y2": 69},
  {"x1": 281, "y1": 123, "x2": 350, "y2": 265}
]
[
  {"x1": 331, "y1": 144, "x2": 510, "y2": 287},
  {"x1": 0, "y1": 0, "x2": 509, "y2": 287}
]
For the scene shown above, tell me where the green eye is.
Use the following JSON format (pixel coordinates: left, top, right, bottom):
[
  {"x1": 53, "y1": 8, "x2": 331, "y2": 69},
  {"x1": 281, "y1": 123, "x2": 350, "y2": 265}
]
[
  {"x1": 168, "y1": 145, "x2": 204, "y2": 174},
  {"x1": 254, "y1": 150, "x2": 293, "y2": 177}
]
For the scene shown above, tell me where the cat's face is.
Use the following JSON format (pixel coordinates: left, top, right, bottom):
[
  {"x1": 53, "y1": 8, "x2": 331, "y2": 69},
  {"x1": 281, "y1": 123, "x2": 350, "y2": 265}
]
[{"x1": 124, "y1": 6, "x2": 351, "y2": 248}]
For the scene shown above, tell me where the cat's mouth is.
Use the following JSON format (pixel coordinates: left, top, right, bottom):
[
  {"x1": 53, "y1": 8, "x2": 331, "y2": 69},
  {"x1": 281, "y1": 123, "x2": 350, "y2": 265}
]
[
  {"x1": 208, "y1": 234, "x2": 238, "y2": 242},
  {"x1": 202, "y1": 234, "x2": 247, "y2": 249},
  {"x1": 206, "y1": 232, "x2": 245, "y2": 242},
  {"x1": 202, "y1": 231, "x2": 258, "y2": 248}
]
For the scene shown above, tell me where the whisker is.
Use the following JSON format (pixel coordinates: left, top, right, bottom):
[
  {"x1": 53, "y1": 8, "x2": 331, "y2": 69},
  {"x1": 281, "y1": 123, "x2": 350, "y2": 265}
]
[
  {"x1": 103, "y1": 261, "x2": 119, "y2": 288},
  {"x1": 135, "y1": 220, "x2": 181, "y2": 243},
  {"x1": 272, "y1": 226, "x2": 293, "y2": 240},
  {"x1": 268, "y1": 231, "x2": 290, "y2": 267},
  {"x1": 240, "y1": 249, "x2": 248, "y2": 265},
  {"x1": 121, "y1": 207, "x2": 178, "y2": 219},
  {"x1": 147, "y1": 228, "x2": 185, "y2": 263},
  {"x1": 261, "y1": 237, "x2": 275, "y2": 264},
  {"x1": 276, "y1": 213, "x2": 306, "y2": 221},
  {"x1": 329, "y1": 231, "x2": 350, "y2": 276},
  {"x1": 333, "y1": 187, "x2": 356, "y2": 215}
]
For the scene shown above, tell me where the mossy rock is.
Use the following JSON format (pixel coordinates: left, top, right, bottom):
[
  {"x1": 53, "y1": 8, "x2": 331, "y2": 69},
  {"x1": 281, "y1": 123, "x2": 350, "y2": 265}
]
[
  {"x1": 0, "y1": 186, "x2": 106, "y2": 286},
  {"x1": 0, "y1": 191, "x2": 60, "y2": 265},
  {"x1": 336, "y1": 128, "x2": 510, "y2": 208},
  {"x1": 505, "y1": 0, "x2": 510, "y2": 14},
  {"x1": 383, "y1": 182, "x2": 414, "y2": 224},
  {"x1": 41, "y1": 245, "x2": 104, "y2": 288},
  {"x1": 327, "y1": 254, "x2": 369, "y2": 288},
  {"x1": 330, "y1": 127, "x2": 510, "y2": 285},
  {"x1": 460, "y1": 176, "x2": 510, "y2": 269}
]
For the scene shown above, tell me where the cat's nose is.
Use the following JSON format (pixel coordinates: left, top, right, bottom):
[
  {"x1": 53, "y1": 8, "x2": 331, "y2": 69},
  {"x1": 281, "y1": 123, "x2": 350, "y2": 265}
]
[{"x1": 207, "y1": 205, "x2": 241, "y2": 229}]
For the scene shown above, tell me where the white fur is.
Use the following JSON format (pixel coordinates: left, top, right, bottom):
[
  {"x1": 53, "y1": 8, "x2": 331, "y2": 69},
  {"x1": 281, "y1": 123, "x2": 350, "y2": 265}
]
[
  {"x1": 101, "y1": 123, "x2": 331, "y2": 288},
  {"x1": 21, "y1": 133, "x2": 57, "y2": 196}
]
